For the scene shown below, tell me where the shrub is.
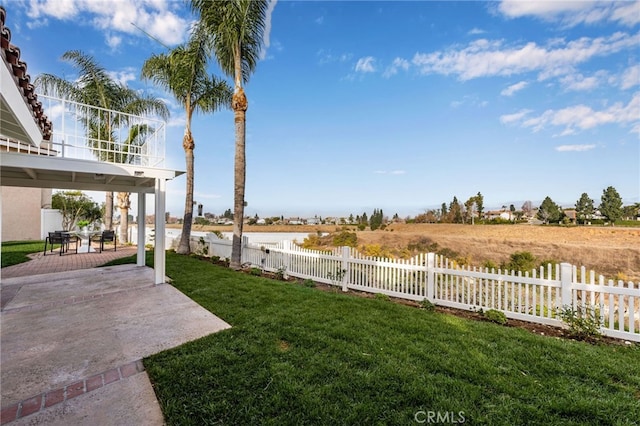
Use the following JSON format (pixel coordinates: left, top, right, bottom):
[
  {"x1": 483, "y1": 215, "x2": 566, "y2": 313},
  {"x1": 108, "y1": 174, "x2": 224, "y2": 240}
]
[
  {"x1": 407, "y1": 237, "x2": 437, "y2": 253},
  {"x1": 557, "y1": 304, "x2": 602, "y2": 340},
  {"x1": 502, "y1": 251, "x2": 537, "y2": 273},
  {"x1": 484, "y1": 309, "x2": 507, "y2": 325},
  {"x1": 360, "y1": 244, "x2": 393, "y2": 258},
  {"x1": 614, "y1": 272, "x2": 629, "y2": 282},
  {"x1": 437, "y1": 247, "x2": 460, "y2": 260},
  {"x1": 374, "y1": 293, "x2": 390, "y2": 301},
  {"x1": 327, "y1": 269, "x2": 346, "y2": 286},
  {"x1": 333, "y1": 231, "x2": 358, "y2": 247},
  {"x1": 420, "y1": 299, "x2": 436, "y2": 312},
  {"x1": 275, "y1": 265, "x2": 287, "y2": 280},
  {"x1": 301, "y1": 234, "x2": 322, "y2": 249},
  {"x1": 302, "y1": 279, "x2": 316, "y2": 288},
  {"x1": 357, "y1": 223, "x2": 366, "y2": 231},
  {"x1": 250, "y1": 267, "x2": 262, "y2": 276},
  {"x1": 483, "y1": 260, "x2": 499, "y2": 271}
]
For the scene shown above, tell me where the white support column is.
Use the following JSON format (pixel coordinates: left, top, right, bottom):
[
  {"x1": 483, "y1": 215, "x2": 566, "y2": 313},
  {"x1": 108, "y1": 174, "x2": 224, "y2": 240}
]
[
  {"x1": 154, "y1": 179, "x2": 166, "y2": 285},
  {"x1": 137, "y1": 193, "x2": 146, "y2": 267}
]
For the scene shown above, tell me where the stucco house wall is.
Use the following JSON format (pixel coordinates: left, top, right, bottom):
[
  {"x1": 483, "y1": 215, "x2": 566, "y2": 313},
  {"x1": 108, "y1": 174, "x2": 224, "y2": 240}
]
[{"x1": 1, "y1": 186, "x2": 51, "y2": 241}]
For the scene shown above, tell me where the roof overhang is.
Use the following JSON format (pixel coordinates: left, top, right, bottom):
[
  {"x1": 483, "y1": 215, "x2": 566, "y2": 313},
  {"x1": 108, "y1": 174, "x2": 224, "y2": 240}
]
[
  {"x1": 0, "y1": 59, "x2": 42, "y2": 145},
  {"x1": 0, "y1": 152, "x2": 184, "y2": 193}
]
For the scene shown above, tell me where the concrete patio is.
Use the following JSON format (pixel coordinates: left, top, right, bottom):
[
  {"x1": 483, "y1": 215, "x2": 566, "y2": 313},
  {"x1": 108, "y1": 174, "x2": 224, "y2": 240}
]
[{"x1": 1, "y1": 253, "x2": 231, "y2": 425}]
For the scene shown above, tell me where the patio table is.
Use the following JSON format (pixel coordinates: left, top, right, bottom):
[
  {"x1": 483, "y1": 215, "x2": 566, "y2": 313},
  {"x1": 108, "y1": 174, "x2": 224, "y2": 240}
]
[{"x1": 76, "y1": 230, "x2": 100, "y2": 253}]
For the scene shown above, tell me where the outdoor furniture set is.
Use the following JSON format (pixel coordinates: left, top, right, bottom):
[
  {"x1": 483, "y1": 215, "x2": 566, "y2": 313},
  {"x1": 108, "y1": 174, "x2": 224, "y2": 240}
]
[{"x1": 43, "y1": 230, "x2": 117, "y2": 255}]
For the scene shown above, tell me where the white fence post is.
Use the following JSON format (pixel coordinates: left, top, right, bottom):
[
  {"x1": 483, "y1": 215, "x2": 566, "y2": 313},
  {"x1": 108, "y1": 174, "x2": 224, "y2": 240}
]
[
  {"x1": 560, "y1": 262, "x2": 573, "y2": 309},
  {"x1": 242, "y1": 236, "x2": 250, "y2": 264},
  {"x1": 426, "y1": 252, "x2": 435, "y2": 301},
  {"x1": 283, "y1": 240, "x2": 291, "y2": 276},
  {"x1": 341, "y1": 246, "x2": 350, "y2": 292}
]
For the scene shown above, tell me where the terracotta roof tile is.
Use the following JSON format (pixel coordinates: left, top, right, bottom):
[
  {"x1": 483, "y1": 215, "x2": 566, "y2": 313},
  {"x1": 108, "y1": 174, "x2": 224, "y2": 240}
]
[{"x1": 1, "y1": 5, "x2": 52, "y2": 141}]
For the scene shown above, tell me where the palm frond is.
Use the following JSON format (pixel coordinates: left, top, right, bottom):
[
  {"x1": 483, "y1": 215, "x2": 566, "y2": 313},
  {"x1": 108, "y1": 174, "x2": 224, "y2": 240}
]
[
  {"x1": 195, "y1": 75, "x2": 233, "y2": 114},
  {"x1": 141, "y1": 22, "x2": 231, "y2": 118},
  {"x1": 34, "y1": 73, "x2": 83, "y2": 100},
  {"x1": 192, "y1": 0, "x2": 269, "y2": 84}
]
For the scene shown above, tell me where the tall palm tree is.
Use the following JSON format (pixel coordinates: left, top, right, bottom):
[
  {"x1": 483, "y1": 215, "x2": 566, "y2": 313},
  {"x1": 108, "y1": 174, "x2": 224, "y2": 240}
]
[
  {"x1": 191, "y1": 0, "x2": 269, "y2": 269},
  {"x1": 35, "y1": 51, "x2": 169, "y2": 232},
  {"x1": 141, "y1": 25, "x2": 233, "y2": 254}
]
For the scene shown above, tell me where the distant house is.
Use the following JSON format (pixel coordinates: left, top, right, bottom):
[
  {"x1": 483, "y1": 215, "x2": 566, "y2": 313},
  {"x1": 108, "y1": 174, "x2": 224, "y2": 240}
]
[
  {"x1": 564, "y1": 209, "x2": 577, "y2": 223},
  {"x1": 485, "y1": 210, "x2": 512, "y2": 221},
  {"x1": 306, "y1": 218, "x2": 320, "y2": 225}
]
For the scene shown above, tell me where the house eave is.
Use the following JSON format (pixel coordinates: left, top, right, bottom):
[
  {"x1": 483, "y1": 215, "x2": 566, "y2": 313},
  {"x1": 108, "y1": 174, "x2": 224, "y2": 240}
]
[{"x1": 0, "y1": 151, "x2": 184, "y2": 193}]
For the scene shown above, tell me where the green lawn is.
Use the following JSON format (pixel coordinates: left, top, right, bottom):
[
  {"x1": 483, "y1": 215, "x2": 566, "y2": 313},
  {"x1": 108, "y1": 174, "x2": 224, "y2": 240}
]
[
  {"x1": 137, "y1": 253, "x2": 640, "y2": 425},
  {"x1": 1, "y1": 240, "x2": 45, "y2": 268}
]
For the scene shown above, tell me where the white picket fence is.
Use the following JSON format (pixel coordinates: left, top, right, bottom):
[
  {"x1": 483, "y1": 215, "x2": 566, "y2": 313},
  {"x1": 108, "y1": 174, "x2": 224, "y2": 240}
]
[{"x1": 178, "y1": 233, "x2": 640, "y2": 343}]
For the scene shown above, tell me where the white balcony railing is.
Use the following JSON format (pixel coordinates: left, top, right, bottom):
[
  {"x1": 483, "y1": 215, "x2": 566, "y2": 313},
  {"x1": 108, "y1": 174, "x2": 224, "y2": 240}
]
[{"x1": 3, "y1": 95, "x2": 166, "y2": 168}]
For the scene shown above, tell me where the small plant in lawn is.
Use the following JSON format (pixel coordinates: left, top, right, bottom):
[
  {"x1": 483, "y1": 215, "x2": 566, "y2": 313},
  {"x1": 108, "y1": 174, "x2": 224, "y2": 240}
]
[
  {"x1": 374, "y1": 293, "x2": 390, "y2": 301},
  {"x1": 557, "y1": 304, "x2": 602, "y2": 340},
  {"x1": 250, "y1": 267, "x2": 262, "y2": 276},
  {"x1": 275, "y1": 265, "x2": 287, "y2": 281},
  {"x1": 484, "y1": 309, "x2": 508, "y2": 325},
  {"x1": 302, "y1": 279, "x2": 316, "y2": 288},
  {"x1": 327, "y1": 268, "x2": 346, "y2": 287},
  {"x1": 420, "y1": 298, "x2": 436, "y2": 312},
  {"x1": 211, "y1": 256, "x2": 220, "y2": 263},
  {"x1": 197, "y1": 237, "x2": 209, "y2": 256}
]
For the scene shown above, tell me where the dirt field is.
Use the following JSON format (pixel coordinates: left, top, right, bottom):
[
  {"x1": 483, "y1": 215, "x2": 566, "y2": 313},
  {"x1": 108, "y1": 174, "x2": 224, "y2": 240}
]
[{"x1": 178, "y1": 223, "x2": 640, "y2": 282}]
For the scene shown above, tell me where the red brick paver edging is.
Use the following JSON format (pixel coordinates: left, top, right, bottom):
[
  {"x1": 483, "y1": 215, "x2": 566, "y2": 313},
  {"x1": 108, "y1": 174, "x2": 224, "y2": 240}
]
[{"x1": 0, "y1": 360, "x2": 145, "y2": 425}]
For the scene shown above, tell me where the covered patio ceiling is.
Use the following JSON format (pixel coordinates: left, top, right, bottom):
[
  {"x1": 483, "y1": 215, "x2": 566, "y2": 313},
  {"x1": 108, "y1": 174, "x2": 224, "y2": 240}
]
[{"x1": 0, "y1": 151, "x2": 183, "y2": 193}]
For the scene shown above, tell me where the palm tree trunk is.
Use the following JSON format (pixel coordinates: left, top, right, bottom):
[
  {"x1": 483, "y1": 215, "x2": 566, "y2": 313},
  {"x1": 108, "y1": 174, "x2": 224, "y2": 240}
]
[
  {"x1": 230, "y1": 87, "x2": 248, "y2": 270},
  {"x1": 105, "y1": 192, "x2": 114, "y2": 230},
  {"x1": 177, "y1": 131, "x2": 195, "y2": 254},
  {"x1": 116, "y1": 192, "x2": 131, "y2": 244}
]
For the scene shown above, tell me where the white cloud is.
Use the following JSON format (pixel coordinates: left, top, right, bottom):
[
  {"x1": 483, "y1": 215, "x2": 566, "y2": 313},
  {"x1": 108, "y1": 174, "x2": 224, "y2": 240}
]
[
  {"x1": 500, "y1": 109, "x2": 532, "y2": 124},
  {"x1": 106, "y1": 34, "x2": 122, "y2": 50},
  {"x1": 259, "y1": 0, "x2": 278, "y2": 60},
  {"x1": 468, "y1": 28, "x2": 486, "y2": 35},
  {"x1": 501, "y1": 81, "x2": 528, "y2": 96},
  {"x1": 317, "y1": 49, "x2": 352, "y2": 65},
  {"x1": 383, "y1": 57, "x2": 410, "y2": 78},
  {"x1": 107, "y1": 69, "x2": 136, "y2": 86},
  {"x1": 355, "y1": 56, "x2": 376, "y2": 73},
  {"x1": 410, "y1": 32, "x2": 639, "y2": 81},
  {"x1": 451, "y1": 95, "x2": 489, "y2": 109},
  {"x1": 620, "y1": 65, "x2": 640, "y2": 90},
  {"x1": 559, "y1": 72, "x2": 605, "y2": 92},
  {"x1": 315, "y1": 16, "x2": 324, "y2": 25},
  {"x1": 26, "y1": 18, "x2": 49, "y2": 29},
  {"x1": 520, "y1": 93, "x2": 640, "y2": 135},
  {"x1": 498, "y1": 0, "x2": 640, "y2": 27},
  {"x1": 166, "y1": 114, "x2": 186, "y2": 128},
  {"x1": 555, "y1": 144, "x2": 596, "y2": 152},
  {"x1": 25, "y1": 0, "x2": 191, "y2": 47}
]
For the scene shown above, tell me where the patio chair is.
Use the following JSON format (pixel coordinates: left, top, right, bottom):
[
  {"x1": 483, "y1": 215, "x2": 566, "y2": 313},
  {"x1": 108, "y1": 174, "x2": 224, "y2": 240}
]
[
  {"x1": 63, "y1": 232, "x2": 80, "y2": 254},
  {"x1": 91, "y1": 230, "x2": 117, "y2": 253},
  {"x1": 44, "y1": 231, "x2": 78, "y2": 255}
]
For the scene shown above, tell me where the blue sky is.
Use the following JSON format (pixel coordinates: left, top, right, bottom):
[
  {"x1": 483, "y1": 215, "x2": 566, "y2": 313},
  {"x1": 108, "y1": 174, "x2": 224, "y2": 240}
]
[{"x1": 7, "y1": 0, "x2": 640, "y2": 218}]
